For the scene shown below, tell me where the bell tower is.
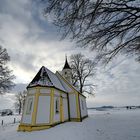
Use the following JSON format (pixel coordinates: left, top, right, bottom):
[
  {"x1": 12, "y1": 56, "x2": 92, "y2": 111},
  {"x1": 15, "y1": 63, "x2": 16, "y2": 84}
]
[{"x1": 62, "y1": 56, "x2": 72, "y2": 83}]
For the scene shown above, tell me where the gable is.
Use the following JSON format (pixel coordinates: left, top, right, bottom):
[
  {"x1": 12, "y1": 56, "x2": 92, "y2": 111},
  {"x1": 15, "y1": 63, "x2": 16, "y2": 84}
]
[
  {"x1": 28, "y1": 66, "x2": 53, "y2": 87},
  {"x1": 27, "y1": 66, "x2": 67, "y2": 92}
]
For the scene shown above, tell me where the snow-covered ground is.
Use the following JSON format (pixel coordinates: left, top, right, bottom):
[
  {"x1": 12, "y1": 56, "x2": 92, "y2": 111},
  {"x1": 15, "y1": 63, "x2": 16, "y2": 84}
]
[
  {"x1": 0, "y1": 108, "x2": 140, "y2": 140},
  {"x1": 0, "y1": 114, "x2": 21, "y2": 125}
]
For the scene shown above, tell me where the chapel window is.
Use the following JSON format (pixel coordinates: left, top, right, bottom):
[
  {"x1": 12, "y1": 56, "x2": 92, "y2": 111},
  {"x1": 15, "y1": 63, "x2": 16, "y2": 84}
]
[
  {"x1": 55, "y1": 98, "x2": 59, "y2": 113},
  {"x1": 26, "y1": 97, "x2": 33, "y2": 114}
]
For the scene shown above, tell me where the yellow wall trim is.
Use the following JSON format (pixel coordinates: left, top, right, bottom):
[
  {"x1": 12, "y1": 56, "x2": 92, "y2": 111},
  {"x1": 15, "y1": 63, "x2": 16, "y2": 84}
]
[
  {"x1": 70, "y1": 118, "x2": 81, "y2": 122},
  {"x1": 18, "y1": 85, "x2": 87, "y2": 132},
  {"x1": 60, "y1": 93, "x2": 64, "y2": 122},
  {"x1": 50, "y1": 88, "x2": 54, "y2": 125},
  {"x1": 19, "y1": 122, "x2": 51, "y2": 126},
  {"x1": 18, "y1": 124, "x2": 51, "y2": 132},
  {"x1": 18, "y1": 119, "x2": 71, "y2": 132},
  {"x1": 18, "y1": 119, "x2": 70, "y2": 132}
]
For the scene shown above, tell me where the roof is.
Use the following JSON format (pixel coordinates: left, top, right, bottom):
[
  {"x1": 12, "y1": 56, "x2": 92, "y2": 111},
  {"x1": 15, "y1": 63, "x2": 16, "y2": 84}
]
[
  {"x1": 27, "y1": 66, "x2": 86, "y2": 98},
  {"x1": 63, "y1": 56, "x2": 71, "y2": 70},
  {"x1": 27, "y1": 66, "x2": 67, "y2": 92},
  {"x1": 56, "y1": 72, "x2": 86, "y2": 98}
]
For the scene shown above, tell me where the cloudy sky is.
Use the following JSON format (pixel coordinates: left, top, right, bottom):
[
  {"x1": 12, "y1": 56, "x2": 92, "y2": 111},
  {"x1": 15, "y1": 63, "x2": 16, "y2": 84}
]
[{"x1": 0, "y1": 0, "x2": 140, "y2": 108}]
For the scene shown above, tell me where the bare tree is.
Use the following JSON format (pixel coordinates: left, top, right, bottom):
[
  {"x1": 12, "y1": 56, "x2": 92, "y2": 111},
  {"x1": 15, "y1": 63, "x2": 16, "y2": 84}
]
[
  {"x1": 44, "y1": 0, "x2": 140, "y2": 63},
  {"x1": 0, "y1": 46, "x2": 15, "y2": 94},
  {"x1": 15, "y1": 90, "x2": 27, "y2": 115},
  {"x1": 70, "y1": 53, "x2": 96, "y2": 94}
]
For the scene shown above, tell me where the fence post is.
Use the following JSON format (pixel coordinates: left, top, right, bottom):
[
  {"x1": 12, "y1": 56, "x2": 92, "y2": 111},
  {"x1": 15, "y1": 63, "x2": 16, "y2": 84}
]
[{"x1": 1, "y1": 120, "x2": 3, "y2": 125}]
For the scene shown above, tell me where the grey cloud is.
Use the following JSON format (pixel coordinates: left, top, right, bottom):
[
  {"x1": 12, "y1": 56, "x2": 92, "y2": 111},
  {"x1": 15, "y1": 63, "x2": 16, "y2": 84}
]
[
  {"x1": 10, "y1": 51, "x2": 37, "y2": 72},
  {"x1": 11, "y1": 83, "x2": 27, "y2": 93},
  {"x1": 90, "y1": 56, "x2": 140, "y2": 106},
  {"x1": 0, "y1": 0, "x2": 140, "y2": 107}
]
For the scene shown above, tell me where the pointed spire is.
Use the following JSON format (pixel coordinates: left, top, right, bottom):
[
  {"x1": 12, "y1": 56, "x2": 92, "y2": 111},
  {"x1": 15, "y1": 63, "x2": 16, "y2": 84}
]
[{"x1": 63, "y1": 55, "x2": 71, "y2": 70}]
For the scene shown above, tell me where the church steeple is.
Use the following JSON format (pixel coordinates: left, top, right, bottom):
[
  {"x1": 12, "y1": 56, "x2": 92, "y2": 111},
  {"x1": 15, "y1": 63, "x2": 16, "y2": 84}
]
[
  {"x1": 62, "y1": 56, "x2": 72, "y2": 83},
  {"x1": 63, "y1": 55, "x2": 71, "y2": 70}
]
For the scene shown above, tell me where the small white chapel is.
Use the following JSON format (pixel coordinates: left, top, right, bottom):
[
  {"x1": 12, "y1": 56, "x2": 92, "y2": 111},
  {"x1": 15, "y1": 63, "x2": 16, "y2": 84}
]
[{"x1": 18, "y1": 57, "x2": 88, "y2": 131}]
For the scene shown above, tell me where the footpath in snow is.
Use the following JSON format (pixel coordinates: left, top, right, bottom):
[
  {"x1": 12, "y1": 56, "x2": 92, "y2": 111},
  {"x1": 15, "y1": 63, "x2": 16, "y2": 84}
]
[{"x1": 0, "y1": 109, "x2": 140, "y2": 140}]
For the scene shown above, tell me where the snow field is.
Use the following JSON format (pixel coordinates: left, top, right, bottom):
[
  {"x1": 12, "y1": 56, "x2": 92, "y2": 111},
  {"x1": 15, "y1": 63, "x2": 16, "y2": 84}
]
[
  {"x1": 0, "y1": 109, "x2": 140, "y2": 140},
  {"x1": 0, "y1": 115, "x2": 21, "y2": 125}
]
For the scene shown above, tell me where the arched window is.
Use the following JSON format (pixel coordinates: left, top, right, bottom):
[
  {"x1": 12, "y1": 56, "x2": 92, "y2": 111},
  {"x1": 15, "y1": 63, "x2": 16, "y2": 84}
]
[
  {"x1": 26, "y1": 97, "x2": 33, "y2": 114},
  {"x1": 55, "y1": 98, "x2": 59, "y2": 113}
]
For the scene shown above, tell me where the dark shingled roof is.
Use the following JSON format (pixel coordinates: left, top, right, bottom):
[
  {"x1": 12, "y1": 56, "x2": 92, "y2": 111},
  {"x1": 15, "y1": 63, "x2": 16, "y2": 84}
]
[{"x1": 63, "y1": 57, "x2": 71, "y2": 70}]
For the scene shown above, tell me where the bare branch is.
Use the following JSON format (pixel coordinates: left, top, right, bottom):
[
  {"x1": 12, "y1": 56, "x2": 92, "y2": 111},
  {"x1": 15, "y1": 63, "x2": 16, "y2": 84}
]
[
  {"x1": 44, "y1": 0, "x2": 140, "y2": 63},
  {"x1": 70, "y1": 53, "x2": 96, "y2": 94}
]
